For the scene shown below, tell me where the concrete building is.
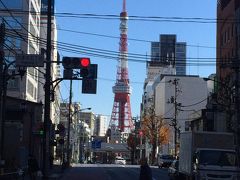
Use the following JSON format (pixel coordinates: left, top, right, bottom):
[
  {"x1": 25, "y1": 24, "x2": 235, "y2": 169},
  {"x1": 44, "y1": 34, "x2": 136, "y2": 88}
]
[
  {"x1": 217, "y1": 0, "x2": 240, "y2": 81},
  {"x1": 0, "y1": 0, "x2": 60, "y2": 125},
  {"x1": 0, "y1": 0, "x2": 41, "y2": 102},
  {"x1": 154, "y1": 75, "x2": 208, "y2": 154},
  {"x1": 4, "y1": 96, "x2": 43, "y2": 171},
  {"x1": 79, "y1": 112, "x2": 95, "y2": 136},
  {"x1": 216, "y1": 0, "x2": 240, "y2": 134},
  {"x1": 95, "y1": 115, "x2": 107, "y2": 137}
]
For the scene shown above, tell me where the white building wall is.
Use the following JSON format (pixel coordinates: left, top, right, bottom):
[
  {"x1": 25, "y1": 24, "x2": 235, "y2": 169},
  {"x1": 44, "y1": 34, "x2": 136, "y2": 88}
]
[
  {"x1": 154, "y1": 75, "x2": 208, "y2": 154},
  {"x1": 146, "y1": 65, "x2": 175, "y2": 82},
  {"x1": 0, "y1": 0, "x2": 41, "y2": 102},
  {"x1": 98, "y1": 115, "x2": 107, "y2": 137}
]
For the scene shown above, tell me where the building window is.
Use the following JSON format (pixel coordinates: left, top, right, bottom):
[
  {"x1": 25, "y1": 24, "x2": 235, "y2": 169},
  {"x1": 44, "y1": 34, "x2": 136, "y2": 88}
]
[
  {"x1": 5, "y1": 36, "x2": 21, "y2": 49},
  {"x1": 34, "y1": 87, "x2": 37, "y2": 100},
  {"x1": 27, "y1": 80, "x2": 34, "y2": 97},
  {"x1": 0, "y1": 0, "x2": 22, "y2": 9},
  {"x1": 1, "y1": 16, "x2": 22, "y2": 30},
  {"x1": 7, "y1": 78, "x2": 20, "y2": 90},
  {"x1": 5, "y1": 56, "x2": 16, "y2": 69}
]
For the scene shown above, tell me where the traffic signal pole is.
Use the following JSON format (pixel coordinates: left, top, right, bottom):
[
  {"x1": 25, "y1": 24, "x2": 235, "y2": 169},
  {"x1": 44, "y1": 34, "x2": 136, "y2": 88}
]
[
  {"x1": 66, "y1": 79, "x2": 73, "y2": 166},
  {"x1": 0, "y1": 22, "x2": 5, "y2": 171},
  {"x1": 43, "y1": 0, "x2": 53, "y2": 176},
  {"x1": 234, "y1": 25, "x2": 240, "y2": 168}
]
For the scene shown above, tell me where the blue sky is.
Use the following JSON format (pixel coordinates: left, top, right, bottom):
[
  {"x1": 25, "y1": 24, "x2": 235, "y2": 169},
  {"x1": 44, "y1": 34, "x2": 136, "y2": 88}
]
[{"x1": 56, "y1": 0, "x2": 217, "y2": 120}]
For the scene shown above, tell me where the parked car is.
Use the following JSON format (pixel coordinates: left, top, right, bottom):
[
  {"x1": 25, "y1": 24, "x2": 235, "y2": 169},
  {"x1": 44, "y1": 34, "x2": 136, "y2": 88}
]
[
  {"x1": 115, "y1": 156, "x2": 126, "y2": 165},
  {"x1": 168, "y1": 160, "x2": 180, "y2": 180},
  {"x1": 157, "y1": 154, "x2": 175, "y2": 168}
]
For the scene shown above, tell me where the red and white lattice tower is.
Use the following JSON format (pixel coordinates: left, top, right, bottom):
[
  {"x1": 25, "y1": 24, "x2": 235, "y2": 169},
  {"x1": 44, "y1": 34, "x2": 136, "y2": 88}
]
[{"x1": 109, "y1": 0, "x2": 133, "y2": 133}]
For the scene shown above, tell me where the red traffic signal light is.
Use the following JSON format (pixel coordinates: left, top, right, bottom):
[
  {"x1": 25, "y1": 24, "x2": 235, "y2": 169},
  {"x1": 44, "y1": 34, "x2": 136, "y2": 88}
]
[
  {"x1": 62, "y1": 57, "x2": 91, "y2": 69},
  {"x1": 80, "y1": 58, "x2": 90, "y2": 67}
]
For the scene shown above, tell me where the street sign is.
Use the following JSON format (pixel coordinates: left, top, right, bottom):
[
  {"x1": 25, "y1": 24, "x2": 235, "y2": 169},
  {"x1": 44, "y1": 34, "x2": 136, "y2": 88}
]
[
  {"x1": 82, "y1": 79, "x2": 97, "y2": 94},
  {"x1": 91, "y1": 140, "x2": 101, "y2": 149},
  {"x1": 16, "y1": 54, "x2": 44, "y2": 67}
]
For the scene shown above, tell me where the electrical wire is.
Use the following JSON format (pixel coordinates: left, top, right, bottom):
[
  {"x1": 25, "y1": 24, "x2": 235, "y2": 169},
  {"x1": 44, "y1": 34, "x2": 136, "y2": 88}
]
[
  {"x1": 180, "y1": 97, "x2": 208, "y2": 107},
  {"x1": 0, "y1": 3, "x2": 223, "y2": 66},
  {"x1": 3, "y1": 18, "x2": 234, "y2": 52},
  {"x1": 6, "y1": 31, "x2": 222, "y2": 66},
  {"x1": 0, "y1": 9, "x2": 238, "y2": 24}
]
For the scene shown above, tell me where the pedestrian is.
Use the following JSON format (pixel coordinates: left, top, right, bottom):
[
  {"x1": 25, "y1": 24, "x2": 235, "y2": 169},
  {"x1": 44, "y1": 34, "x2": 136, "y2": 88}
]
[
  {"x1": 28, "y1": 155, "x2": 40, "y2": 180},
  {"x1": 139, "y1": 157, "x2": 153, "y2": 180}
]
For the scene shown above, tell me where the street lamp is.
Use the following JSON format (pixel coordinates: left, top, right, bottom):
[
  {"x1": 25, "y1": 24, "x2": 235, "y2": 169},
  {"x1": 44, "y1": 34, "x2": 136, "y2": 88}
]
[{"x1": 72, "y1": 108, "x2": 91, "y2": 117}]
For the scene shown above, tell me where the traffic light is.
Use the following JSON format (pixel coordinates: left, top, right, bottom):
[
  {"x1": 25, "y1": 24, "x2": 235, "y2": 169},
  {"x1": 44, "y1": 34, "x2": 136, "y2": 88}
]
[
  {"x1": 39, "y1": 129, "x2": 44, "y2": 136},
  {"x1": 80, "y1": 68, "x2": 89, "y2": 78},
  {"x1": 36, "y1": 122, "x2": 44, "y2": 137},
  {"x1": 62, "y1": 57, "x2": 90, "y2": 69}
]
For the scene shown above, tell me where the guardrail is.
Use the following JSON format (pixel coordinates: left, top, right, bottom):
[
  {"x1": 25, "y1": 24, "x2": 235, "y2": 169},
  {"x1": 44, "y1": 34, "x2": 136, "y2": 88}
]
[{"x1": 0, "y1": 168, "x2": 26, "y2": 179}]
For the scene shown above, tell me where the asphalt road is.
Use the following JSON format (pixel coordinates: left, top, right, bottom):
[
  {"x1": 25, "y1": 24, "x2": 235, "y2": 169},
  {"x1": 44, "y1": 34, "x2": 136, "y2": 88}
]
[{"x1": 61, "y1": 164, "x2": 169, "y2": 180}]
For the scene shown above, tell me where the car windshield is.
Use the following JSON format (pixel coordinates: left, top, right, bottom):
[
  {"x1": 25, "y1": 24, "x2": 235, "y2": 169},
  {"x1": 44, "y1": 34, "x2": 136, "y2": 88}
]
[
  {"x1": 161, "y1": 155, "x2": 174, "y2": 160},
  {"x1": 199, "y1": 150, "x2": 237, "y2": 166}
]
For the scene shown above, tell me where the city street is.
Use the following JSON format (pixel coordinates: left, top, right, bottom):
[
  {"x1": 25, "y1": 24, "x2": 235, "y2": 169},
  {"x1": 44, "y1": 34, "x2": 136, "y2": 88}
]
[{"x1": 61, "y1": 164, "x2": 169, "y2": 180}]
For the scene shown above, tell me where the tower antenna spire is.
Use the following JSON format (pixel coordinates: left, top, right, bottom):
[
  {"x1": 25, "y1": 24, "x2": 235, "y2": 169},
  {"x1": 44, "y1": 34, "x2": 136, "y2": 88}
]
[
  {"x1": 108, "y1": 0, "x2": 133, "y2": 139},
  {"x1": 123, "y1": 0, "x2": 126, "y2": 12}
]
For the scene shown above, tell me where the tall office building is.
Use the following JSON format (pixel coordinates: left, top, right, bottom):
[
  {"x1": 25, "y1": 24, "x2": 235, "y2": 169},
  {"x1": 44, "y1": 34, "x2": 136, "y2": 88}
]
[
  {"x1": 217, "y1": 0, "x2": 240, "y2": 80},
  {"x1": 0, "y1": 0, "x2": 41, "y2": 102},
  {"x1": 216, "y1": 0, "x2": 240, "y2": 135},
  {"x1": 79, "y1": 112, "x2": 95, "y2": 136},
  {"x1": 95, "y1": 115, "x2": 107, "y2": 137},
  {"x1": 176, "y1": 42, "x2": 187, "y2": 75},
  {"x1": 0, "y1": 0, "x2": 60, "y2": 124},
  {"x1": 150, "y1": 34, "x2": 186, "y2": 75}
]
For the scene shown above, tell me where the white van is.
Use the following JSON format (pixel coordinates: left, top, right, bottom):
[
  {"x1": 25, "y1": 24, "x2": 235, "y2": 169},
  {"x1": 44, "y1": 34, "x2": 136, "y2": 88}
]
[{"x1": 115, "y1": 156, "x2": 126, "y2": 165}]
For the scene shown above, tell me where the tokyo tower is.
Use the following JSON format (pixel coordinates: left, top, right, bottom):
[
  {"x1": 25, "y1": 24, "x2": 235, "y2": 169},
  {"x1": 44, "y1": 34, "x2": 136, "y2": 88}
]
[{"x1": 109, "y1": 0, "x2": 133, "y2": 133}]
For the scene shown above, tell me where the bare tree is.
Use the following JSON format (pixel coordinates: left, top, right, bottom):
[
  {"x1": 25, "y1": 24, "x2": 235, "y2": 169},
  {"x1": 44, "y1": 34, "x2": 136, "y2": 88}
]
[{"x1": 141, "y1": 108, "x2": 170, "y2": 165}]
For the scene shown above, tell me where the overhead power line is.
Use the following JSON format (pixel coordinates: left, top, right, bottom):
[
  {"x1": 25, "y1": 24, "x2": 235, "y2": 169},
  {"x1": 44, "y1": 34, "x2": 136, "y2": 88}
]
[
  {"x1": 0, "y1": 9, "x2": 239, "y2": 24},
  {"x1": 6, "y1": 30, "x2": 217, "y2": 62}
]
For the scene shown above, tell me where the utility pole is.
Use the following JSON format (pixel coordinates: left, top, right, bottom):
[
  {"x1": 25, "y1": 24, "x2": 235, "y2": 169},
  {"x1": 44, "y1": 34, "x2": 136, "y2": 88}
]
[
  {"x1": 169, "y1": 79, "x2": 180, "y2": 157},
  {"x1": 173, "y1": 79, "x2": 178, "y2": 157},
  {"x1": 234, "y1": 24, "x2": 240, "y2": 167},
  {"x1": 67, "y1": 79, "x2": 73, "y2": 166},
  {"x1": 0, "y1": 22, "x2": 5, "y2": 171},
  {"x1": 43, "y1": 0, "x2": 53, "y2": 176}
]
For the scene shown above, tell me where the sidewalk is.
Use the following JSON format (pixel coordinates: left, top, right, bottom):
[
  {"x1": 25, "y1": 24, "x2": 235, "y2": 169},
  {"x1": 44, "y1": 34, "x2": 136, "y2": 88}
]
[
  {"x1": 25, "y1": 162, "x2": 65, "y2": 180},
  {"x1": 46, "y1": 161, "x2": 65, "y2": 179},
  {"x1": 0, "y1": 162, "x2": 67, "y2": 179}
]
